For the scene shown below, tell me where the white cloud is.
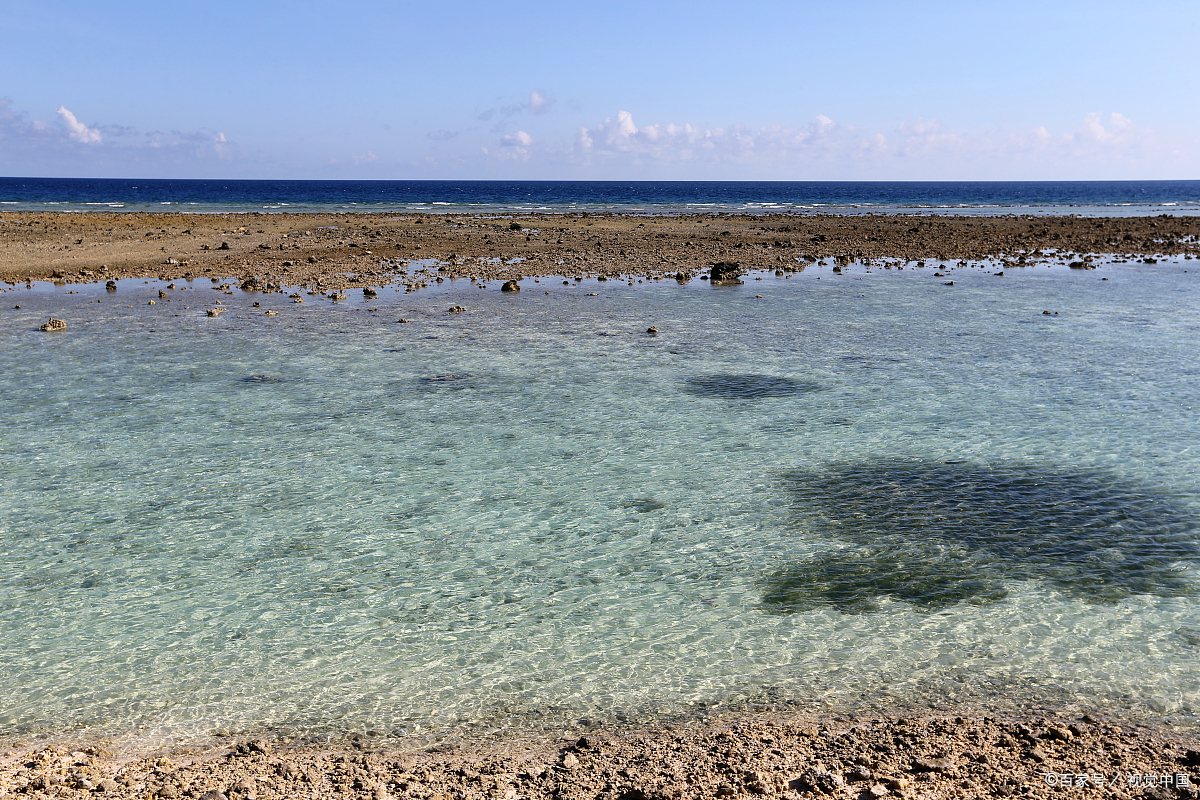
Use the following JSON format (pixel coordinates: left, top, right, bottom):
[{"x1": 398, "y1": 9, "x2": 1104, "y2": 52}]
[
  {"x1": 529, "y1": 90, "x2": 554, "y2": 114},
  {"x1": 557, "y1": 108, "x2": 1178, "y2": 179},
  {"x1": 56, "y1": 106, "x2": 101, "y2": 144},
  {"x1": 0, "y1": 96, "x2": 239, "y2": 176},
  {"x1": 502, "y1": 130, "x2": 534, "y2": 147}
]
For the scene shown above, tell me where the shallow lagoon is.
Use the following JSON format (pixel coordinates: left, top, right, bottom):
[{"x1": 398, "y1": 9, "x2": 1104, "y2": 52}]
[{"x1": 2, "y1": 259, "x2": 1199, "y2": 750}]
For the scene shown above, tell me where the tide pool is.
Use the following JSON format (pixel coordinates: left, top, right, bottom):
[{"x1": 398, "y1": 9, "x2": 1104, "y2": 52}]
[{"x1": 2, "y1": 260, "x2": 1198, "y2": 751}]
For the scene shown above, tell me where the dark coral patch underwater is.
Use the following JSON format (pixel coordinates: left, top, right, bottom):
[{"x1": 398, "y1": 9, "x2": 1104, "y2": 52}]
[
  {"x1": 683, "y1": 374, "x2": 820, "y2": 400},
  {"x1": 763, "y1": 459, "x2": 1199, "y2": 613}
]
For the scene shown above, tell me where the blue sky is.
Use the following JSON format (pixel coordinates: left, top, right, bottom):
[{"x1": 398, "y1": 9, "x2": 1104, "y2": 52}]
[{"x1": 2, "y1": 0, "x2": 1197, "y2": 180}]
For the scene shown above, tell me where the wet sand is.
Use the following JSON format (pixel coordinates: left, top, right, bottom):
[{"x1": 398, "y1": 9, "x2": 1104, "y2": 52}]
[{"x1": 5, "y1": 211, "x2": 1200, "y2": 797}]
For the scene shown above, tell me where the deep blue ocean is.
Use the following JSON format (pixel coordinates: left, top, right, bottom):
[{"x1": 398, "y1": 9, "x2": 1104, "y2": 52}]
[{"x1": 2, "y1": 177, "x2": 1199, "y2": 215}]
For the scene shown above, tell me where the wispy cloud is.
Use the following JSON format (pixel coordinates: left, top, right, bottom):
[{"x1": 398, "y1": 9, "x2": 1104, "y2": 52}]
[{"x1": 477, "y1": 88, "x2": 556, "y2": 123}]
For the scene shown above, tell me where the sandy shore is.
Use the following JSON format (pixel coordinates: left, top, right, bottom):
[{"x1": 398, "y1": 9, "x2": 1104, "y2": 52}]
[
  {"x1": 2, "y1": 212, "x2": 1197, "y2": 292},
  {"x1": 5, "y1": 210, "x2": 1200, "y2": 797},
  {"x1": 2, "y1": 710, "x2": 1198, "y2": 800}
]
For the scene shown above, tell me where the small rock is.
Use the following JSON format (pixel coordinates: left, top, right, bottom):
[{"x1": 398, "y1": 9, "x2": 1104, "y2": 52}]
[
  {"x1": 1045, "y1": 726, "x2": 1073, "y2": 741},
  {"x1": 398, "y1": 318, "x2": 408, "y2": 323},
  {"x1": 148, "y1": 300, "x2": 156, "y2": 305},
  {"x1": 219, "y1": 242, "x2": 230, "y2": 250},
  {"x1": 364, "y1": 287, "x2": 378, "y2": 298},
  {"x1": 501, "y1": 280, "x2": 520, "y2": 292},
  {"x1": 846, "y1": 765, "x2": 873, "y2": 782},
  {"x1": 878, "y1": 776, "x2": 911, "y2": 791},
  {"x1": 206, "y1": 308, "x2": 223, "y2": 317},
  {"x1": 448, "y1": 306, "x2": 465, "y2": 313},
  {"x1": 561, "y1": 752, "x2": 579, "y2": 769},
  {"x1": 158, "y1": 289, "x2": 167, "y2": 298},
  {"x1": 197, "y1": 791, "x2": 228, "y2": 800},
  {"x1": 1183, "y1": 749, "x2": 1200, "y2": 767},
  {"x1": 231, "y1": 777, "x2": 257, "y2": 794},
  {"x1": 264, "y1": 310, "x2": 278, "y2": 316},
  {"x1": 40, "y1": 317, "x2": 68, "y2": 332},
  {"x1": 97, "y1": 778, "x2": 120, "y2": 792},
  {"x1": 106, "y1": 280, "x2": 117, "y2": 291},
  {"x1": 646, "y1": 326, "x2": 658, "y2": 334},
  {"x1": 867, "y1": 785, "x2": 890, "y2": 798},
  {"x1": 793, "y1": 766, "x2": 844, "y2": 794},
  {"x1": 911, "y1": 758, "x2": 953, "y2": 773},
  {"x1": 709, "y1": 262, "x2": 743, "y2": 284},
  {"x1": 1026, "y1": 747, "x2": 1048, "y2": 763}
]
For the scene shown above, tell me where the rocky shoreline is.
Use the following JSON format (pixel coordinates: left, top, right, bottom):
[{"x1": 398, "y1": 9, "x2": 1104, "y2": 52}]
[
  {"x1": 2, "y1": 710, "x2": 1198, "y2": 800},
  {"x1": 2, "y1": 212, "x2": 1197, "y2": 294}
]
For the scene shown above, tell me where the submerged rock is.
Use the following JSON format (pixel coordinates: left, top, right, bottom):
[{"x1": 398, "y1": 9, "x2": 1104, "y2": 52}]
[{"x1": 501, "y1": 280, "x2": 520, "y2": 292}]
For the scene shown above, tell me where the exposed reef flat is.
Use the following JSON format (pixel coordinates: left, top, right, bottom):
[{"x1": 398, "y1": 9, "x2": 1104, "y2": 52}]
[{"x1": 2, "y1": 212, "x2": 1197, "y2": 292}]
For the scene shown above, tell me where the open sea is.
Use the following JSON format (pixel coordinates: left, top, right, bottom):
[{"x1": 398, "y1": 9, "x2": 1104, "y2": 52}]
[
  {"x1": 2, "y1": 177, "x2": 1200, "y2": 216},
  {"x1": 2, "y1": 181, "x2": 1199, "y2": 753}
]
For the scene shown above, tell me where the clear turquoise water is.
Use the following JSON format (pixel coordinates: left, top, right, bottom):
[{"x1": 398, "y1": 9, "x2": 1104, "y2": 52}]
[{"x1": 2, "y1": 259, "x2": 1199, "y2": 751}]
